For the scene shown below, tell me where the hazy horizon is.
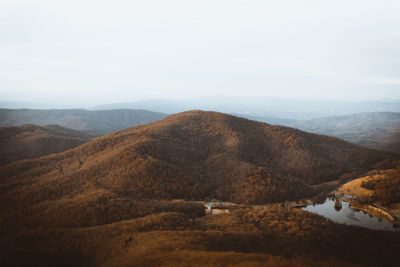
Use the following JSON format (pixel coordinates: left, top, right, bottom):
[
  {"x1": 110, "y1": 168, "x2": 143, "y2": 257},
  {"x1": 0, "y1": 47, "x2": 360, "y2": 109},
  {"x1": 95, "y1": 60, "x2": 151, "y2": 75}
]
[
  {"x1": 1, "y1": 0, "x2": 400, "y2": 107},
  {"x1": 1, "y1": 93, "x2": 400, "y2": 110}
]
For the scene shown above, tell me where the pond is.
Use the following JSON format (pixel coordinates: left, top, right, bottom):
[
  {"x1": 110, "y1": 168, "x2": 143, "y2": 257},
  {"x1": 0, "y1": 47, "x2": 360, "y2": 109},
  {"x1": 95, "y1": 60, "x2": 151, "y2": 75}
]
[{"x1": 301, "y1": 198, "x2": 399, "y2": 232}]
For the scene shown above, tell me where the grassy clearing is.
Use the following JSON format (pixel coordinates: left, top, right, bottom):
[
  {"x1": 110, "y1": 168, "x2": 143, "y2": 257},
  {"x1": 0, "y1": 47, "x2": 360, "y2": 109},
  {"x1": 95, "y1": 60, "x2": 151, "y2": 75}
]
[{"x1": 338, "y1": 176, "x2": 375, "y2": 198}]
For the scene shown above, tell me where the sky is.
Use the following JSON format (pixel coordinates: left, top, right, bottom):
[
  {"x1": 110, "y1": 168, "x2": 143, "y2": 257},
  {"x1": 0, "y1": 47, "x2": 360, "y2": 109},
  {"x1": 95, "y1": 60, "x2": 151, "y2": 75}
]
[{"x1": 1, "y1": 0, "x2": 400, "y2": 107}]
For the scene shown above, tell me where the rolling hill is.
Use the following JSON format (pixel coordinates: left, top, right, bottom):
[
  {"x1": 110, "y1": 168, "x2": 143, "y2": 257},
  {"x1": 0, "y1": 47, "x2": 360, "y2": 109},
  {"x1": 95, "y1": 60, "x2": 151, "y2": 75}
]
[
  {"x1": 0, "y1": 111, "x2": 395, "y2": 228},
  {"x1": 0, "y1": 108, "x2": 167, "y2": 136},
  {"x1": 0, "y1": 124, "x2": 94, "y2": 166}
]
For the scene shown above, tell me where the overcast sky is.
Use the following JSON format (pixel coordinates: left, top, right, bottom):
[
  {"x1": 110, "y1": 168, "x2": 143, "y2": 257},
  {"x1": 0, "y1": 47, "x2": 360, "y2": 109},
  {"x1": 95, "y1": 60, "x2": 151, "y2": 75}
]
[{"x1": 1, "y1": 0, "x2": 400, "y2": 107}]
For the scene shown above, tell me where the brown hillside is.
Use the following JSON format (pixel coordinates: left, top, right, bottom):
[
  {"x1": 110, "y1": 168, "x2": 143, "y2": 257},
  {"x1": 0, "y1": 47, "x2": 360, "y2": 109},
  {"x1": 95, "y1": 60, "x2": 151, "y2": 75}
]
[
  {"x1": 2, "y1": 206, "x2": 400, "y2": 267},
  {"x1": 0, "y1": 111, "x2": 394, "y2": 224},
  {"x1": 1, "y1": 111, "x2": 399, "y2": 267},
  {"x1": 0, "y1": 124, "x2": 93, "y2": 166}
]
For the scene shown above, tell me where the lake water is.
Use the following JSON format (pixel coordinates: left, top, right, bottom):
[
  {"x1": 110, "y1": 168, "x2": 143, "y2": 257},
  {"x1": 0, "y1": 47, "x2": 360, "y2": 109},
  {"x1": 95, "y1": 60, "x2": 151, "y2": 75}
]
[{"x1": 302, "y1": 198, "x2": 399, "y2": 232}]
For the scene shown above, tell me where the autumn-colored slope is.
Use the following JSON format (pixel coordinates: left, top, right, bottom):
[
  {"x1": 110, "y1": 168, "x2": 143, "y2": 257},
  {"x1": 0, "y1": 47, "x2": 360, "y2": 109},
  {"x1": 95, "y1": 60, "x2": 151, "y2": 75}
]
[
  {"x1": 0, "y1": 124, "x2": 93, "y2": 166},
  {"x1": 1, "y1": 111, "x2": 399, "y2": 267},
  {"x1": 0, "y1": 111, "x2": 394, "y2": 227},
  {"x1": 2, "y1": 206, "x2": 400, "y2": 267}
]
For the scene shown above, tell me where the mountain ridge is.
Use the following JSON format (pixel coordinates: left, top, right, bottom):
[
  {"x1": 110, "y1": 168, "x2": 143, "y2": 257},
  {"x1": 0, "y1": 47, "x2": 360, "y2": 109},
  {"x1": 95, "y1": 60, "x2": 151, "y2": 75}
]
[
  {"x1": 91, "y1": 97, "x2": 400, "y2": 120},
  {"x1": 0, "y1": 108, "x2": 167, "y2": 136},
  {"x1": 1, "y1": 111, "x2": 394, "y2": 214},
  {"x1": 236, "y1": 112, "x2": 400, "y2": 154}
]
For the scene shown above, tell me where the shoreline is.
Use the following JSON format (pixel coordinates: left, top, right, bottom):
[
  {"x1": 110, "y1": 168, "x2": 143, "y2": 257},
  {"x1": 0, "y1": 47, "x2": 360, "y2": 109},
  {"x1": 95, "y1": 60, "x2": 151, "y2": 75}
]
[{"x1": 335, "y1": 193, "x2": 400, "y2": 226}]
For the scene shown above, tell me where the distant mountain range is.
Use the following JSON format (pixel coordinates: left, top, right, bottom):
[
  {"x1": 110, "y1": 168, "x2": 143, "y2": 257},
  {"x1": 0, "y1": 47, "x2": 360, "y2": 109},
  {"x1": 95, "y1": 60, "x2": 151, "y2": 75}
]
[
  {"x1": 0, "y1": 109, "x2": 167, "y2": 136},
  {"x1": 293, "y1": 112, "x2": 400, "y2": 154},
  {"x1": 1, "y1": 107, "x2": 399, "y2": 155},
  {"x1": 236, "y1": 112, "x2": 400, "y2": 154},
  {"x1": 92, "y1": 97, "x2": 400, "y2": 120},
  {"x1": 0, "y1": 124, "x2": 93, "y2": 166}
]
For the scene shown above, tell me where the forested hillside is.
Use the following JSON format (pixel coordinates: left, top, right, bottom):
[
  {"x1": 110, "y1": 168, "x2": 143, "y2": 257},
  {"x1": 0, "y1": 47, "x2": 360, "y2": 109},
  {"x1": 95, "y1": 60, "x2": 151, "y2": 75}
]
[
  {"x1": 1, "y1": 111, "x2": 393, "y2": 216},
  {"x1": 0, "y1": 124, "x2": 93, "y2": 166},
  {"x1": 1, "y1": 111, "x2": 399, "y2": 267}
]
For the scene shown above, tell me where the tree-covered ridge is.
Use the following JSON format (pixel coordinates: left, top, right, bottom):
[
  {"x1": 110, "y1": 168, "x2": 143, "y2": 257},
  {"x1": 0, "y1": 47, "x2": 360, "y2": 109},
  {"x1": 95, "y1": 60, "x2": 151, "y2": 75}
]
[{"x1": 1, "y1": 111, "x2": 394, "y2": 209}]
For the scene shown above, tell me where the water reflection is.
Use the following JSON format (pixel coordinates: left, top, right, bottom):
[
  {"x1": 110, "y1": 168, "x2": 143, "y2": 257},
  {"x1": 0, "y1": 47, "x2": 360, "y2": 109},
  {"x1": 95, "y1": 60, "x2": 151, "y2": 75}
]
[{"x1": 302, "y1": 198, "x2": 398, "y2": 232}]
